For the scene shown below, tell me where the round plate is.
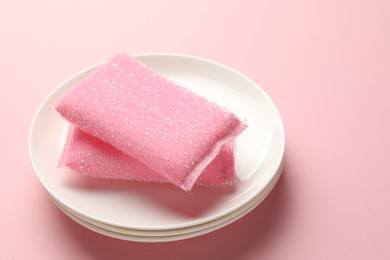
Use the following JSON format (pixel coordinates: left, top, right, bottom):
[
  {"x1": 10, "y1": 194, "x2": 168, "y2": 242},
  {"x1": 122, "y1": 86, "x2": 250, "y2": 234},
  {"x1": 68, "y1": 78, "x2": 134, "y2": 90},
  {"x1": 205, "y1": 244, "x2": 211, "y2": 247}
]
[{"x1": 29, "y1": 53, "x2": 285, "y2": 230}]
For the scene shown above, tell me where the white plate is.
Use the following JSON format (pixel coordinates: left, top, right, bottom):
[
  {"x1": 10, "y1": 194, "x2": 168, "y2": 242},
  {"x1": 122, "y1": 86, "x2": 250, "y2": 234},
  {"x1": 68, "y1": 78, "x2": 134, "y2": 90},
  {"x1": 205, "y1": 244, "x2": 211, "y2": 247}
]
[
  {"x1": 54, "y1": 160, "x2": 283, "y2": 237},
  {"x1": 51, "y1": 162, "x2": 283, "y2": 242},
  {"x1": 29, "y1": 53, "x2": 285, "y2": 230}
]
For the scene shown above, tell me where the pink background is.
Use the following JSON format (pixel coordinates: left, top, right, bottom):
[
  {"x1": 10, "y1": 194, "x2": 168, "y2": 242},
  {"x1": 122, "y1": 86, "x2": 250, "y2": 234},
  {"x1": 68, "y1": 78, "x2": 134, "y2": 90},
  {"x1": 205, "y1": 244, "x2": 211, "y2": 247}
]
[{"x1": 2, "y1": 0, "x2": 390, "y2": 259}]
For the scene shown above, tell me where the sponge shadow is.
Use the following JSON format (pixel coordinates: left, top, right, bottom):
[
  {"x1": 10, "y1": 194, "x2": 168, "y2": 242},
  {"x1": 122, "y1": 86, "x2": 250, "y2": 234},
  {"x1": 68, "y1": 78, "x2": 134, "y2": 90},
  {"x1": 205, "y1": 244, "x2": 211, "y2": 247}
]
[{"x1": 64, "y1": 174, "x2": 236, "y2": 218}]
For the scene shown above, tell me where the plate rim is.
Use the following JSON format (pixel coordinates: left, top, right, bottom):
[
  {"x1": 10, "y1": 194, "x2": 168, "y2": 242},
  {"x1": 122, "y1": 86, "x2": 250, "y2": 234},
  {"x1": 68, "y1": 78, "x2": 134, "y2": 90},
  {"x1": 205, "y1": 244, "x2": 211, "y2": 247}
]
[
  {"x1": 54, "y1": 159, "x2": 284, "y2": 237},
  {"x1": 51, "y1": 162, "x2": 283, "y2": 242}
]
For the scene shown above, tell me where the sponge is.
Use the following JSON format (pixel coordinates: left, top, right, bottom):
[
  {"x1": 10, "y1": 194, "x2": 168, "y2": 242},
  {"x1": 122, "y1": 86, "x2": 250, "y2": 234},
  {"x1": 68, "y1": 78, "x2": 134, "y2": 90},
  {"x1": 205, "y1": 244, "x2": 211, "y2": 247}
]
[
  {"x1": 60, "y1": 125, "x2": 236, "y2": 185},
  {"x1": 56, "y1": 54, "x2": 246, "y2": 190}
]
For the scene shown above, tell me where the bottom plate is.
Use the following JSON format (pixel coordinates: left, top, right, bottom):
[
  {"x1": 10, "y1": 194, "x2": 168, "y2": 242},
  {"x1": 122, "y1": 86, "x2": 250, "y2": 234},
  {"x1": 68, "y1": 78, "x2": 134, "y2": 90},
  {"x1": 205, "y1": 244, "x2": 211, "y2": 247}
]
[{"x1": 51, "y1": 161, "x2": 283, "y2": 242}]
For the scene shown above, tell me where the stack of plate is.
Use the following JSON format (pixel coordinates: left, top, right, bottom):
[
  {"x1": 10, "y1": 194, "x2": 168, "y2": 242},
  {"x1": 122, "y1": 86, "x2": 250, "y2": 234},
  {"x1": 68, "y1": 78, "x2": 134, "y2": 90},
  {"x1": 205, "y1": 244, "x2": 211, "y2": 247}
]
[{"x1": 29, "y1": 54, "x2": 285, "y2": 242}]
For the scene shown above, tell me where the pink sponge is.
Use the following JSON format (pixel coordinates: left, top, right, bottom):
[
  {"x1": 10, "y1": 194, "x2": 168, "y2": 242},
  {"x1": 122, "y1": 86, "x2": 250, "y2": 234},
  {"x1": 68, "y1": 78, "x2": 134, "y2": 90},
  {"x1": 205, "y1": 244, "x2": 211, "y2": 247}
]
[
  {"x1": 60, "y1": 125, "x2": 236, "y2": 185},
  {"x1": 55, "y1": 54, "x2": 247, "y2": 190}
]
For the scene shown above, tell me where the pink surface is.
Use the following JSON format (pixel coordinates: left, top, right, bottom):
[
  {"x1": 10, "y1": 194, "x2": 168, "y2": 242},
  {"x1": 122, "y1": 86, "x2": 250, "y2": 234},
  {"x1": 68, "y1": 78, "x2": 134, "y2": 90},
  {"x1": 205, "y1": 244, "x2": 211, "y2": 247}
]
[
  {"x1": 2, "y1": 0, "x2": 390, "y2": 259},
  {"x1": 55, "y1": 54, "x2": 245, "y2": 190}
]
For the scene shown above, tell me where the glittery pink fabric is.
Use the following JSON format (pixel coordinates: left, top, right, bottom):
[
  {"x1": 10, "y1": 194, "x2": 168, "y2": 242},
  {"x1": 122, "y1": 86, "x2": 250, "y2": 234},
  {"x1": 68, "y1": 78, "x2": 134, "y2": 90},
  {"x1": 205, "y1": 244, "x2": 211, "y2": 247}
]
[
  {"x1": 55, "y1": 54, "x2": 247, "y2": 190},
  {"x1": 59, "y1": 125, "x2": 236, "y2": 185}
]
